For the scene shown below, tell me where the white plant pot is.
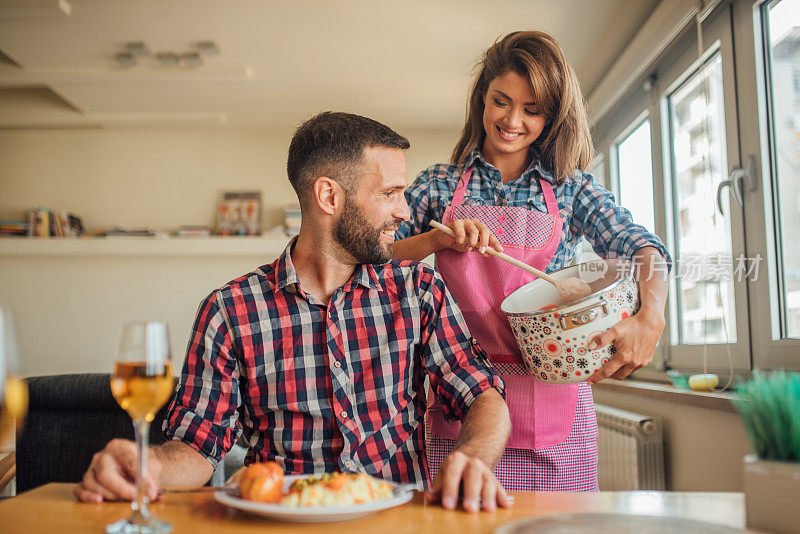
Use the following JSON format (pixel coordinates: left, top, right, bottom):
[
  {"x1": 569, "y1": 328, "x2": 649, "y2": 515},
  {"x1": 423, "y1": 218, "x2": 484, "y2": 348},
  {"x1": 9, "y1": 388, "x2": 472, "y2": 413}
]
[{"x1": 743, "y1": 454, "x2": 800, "y2": 534}]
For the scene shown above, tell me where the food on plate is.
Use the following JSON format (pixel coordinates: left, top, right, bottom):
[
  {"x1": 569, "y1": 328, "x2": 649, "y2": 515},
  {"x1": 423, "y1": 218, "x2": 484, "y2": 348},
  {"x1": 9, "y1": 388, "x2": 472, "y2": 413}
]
[
  {"x1": 238, "y1": 462, "x2": 284, "y2": 503},
  {"x1": 237, "y1": 462, "x2": 395, "y2": 507},
  {"x1": 282, "y1": 472, "x2": 394, "y2": 507}
]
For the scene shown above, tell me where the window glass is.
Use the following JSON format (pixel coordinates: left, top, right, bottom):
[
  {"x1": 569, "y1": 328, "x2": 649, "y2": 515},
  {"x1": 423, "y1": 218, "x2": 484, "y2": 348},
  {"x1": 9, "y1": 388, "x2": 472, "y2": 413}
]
[
  {"x1": 668, "y1": 53, "x2": 737, "y2": 344},
  {"x1": 765, "y1": 0, "x2": 800, "y2": 338},
  {"x1": 616, "y1": 120, "x2": 656, "y2": 233}
]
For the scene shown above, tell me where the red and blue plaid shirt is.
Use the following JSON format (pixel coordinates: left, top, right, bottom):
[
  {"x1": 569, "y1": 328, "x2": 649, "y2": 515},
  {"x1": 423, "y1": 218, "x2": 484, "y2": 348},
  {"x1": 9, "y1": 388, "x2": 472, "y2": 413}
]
[{"x1": 164, "y1": 239, "x2": 504, "y2": 485}]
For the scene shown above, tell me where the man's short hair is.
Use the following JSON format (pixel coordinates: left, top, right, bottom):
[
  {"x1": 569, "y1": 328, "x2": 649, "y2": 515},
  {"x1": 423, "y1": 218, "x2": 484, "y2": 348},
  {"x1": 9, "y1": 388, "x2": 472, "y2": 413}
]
[{"x1": 287, "y1": 111, "x2": 410, "y2": 206}]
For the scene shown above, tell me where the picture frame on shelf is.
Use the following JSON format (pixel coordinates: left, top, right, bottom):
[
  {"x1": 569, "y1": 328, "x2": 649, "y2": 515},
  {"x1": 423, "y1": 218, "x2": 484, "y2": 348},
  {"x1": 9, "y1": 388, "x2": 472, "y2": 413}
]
[{"x1": 215, "y1": 191, "x2": 262, "y2": 236}]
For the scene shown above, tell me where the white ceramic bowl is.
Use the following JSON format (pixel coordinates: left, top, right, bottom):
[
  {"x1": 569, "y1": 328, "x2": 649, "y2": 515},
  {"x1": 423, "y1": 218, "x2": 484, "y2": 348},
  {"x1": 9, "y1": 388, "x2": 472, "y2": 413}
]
[{"x1": 500, "y1": 258, "x2": 640, "y2": 384}]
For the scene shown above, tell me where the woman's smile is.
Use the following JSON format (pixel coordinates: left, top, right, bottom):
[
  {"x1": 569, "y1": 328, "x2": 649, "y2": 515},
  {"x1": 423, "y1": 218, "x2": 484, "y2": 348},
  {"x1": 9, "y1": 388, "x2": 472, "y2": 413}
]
[{"x1": 497, "y1": 126, "x2": 524, "y2": 142}]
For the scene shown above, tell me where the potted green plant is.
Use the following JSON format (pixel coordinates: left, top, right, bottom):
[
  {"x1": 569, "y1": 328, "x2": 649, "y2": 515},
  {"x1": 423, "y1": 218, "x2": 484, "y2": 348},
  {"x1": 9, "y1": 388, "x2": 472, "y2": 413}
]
[{"x1": 734, "y1": 371, "x2": 800, "y2": 534}]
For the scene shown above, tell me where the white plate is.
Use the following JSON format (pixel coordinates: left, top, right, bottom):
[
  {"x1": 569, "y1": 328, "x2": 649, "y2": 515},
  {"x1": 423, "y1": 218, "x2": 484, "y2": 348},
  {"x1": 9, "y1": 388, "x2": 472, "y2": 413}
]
[{"x1": 214, "y1": 475, "x2": 416, "y2": 523}]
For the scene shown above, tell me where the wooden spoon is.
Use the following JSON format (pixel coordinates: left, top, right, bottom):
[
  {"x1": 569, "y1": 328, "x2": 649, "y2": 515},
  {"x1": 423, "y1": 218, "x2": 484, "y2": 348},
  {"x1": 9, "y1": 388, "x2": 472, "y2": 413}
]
[{"x1": 429, "y1": 220, "x2": 592, "y2": 303}]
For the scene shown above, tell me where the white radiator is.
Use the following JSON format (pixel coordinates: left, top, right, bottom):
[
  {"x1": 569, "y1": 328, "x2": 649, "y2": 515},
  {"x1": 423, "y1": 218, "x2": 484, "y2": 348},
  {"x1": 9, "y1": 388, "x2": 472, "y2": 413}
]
[{"x1": 595, "y1": 404, "x2": 665, "y2": 490}]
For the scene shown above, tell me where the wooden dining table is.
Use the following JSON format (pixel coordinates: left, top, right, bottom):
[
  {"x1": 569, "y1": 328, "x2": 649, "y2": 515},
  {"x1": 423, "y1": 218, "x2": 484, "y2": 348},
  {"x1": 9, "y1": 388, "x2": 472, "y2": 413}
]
[{"x1": 0, "y1": 483, "x2": 751, "y2": 533}]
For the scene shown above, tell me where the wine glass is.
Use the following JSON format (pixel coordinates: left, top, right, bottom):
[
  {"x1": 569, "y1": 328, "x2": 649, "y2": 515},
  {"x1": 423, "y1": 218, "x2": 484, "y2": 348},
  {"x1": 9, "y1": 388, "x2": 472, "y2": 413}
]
[
  {"x1": 107, "y1": 322, "x2": 174, "y2": 534},
  {"x1": 0, "y1": 305, "x2": 27, "y2": 448}
]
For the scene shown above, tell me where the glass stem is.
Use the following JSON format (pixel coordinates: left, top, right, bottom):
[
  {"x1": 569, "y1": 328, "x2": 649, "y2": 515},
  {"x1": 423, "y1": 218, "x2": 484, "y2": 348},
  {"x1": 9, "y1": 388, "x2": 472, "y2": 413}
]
[{"x1": 132, "y1": 419, "x2": 152, "y2": 520}]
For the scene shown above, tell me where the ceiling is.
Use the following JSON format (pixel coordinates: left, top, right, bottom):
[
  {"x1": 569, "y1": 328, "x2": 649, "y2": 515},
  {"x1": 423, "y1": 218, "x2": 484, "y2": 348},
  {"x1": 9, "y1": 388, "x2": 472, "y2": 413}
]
[{"x1": 0, "y1": 0, "x2": 660, "y2": 129}]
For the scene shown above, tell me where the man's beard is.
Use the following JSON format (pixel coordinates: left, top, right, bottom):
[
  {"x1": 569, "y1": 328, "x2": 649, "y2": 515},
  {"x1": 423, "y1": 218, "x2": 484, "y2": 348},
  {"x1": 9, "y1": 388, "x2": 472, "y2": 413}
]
[{"x1": 333, "y1": 195, "x2": 396, "y2": 265}]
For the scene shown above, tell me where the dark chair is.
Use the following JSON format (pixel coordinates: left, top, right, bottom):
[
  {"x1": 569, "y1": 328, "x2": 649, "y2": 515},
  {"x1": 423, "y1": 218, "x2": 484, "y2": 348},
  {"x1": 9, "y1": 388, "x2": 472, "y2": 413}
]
[{"x1": 15, "y1": 373, "x2": 174, "y2": 493}]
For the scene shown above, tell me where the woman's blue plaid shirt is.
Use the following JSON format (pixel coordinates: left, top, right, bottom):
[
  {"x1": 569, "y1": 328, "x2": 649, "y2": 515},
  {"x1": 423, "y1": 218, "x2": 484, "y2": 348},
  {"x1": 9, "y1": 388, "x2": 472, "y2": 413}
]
[{"x1": 396, "y1": 148, "x2": 670, "y2": 271}]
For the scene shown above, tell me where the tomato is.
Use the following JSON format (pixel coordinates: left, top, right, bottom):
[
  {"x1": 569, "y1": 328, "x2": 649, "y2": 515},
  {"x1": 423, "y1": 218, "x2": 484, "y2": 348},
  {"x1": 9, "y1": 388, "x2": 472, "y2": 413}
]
[{"x1": 239, "y1": 462, "x2": 284, "y2": 503}]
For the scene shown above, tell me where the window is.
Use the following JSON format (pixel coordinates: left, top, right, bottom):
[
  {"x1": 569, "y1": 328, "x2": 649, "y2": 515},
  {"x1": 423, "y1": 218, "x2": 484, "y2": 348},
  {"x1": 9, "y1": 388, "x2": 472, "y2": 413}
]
[
  {"x1": 764, "y1": 0, "x2": 800, "y2": 339},
  {"x1": 667, "y1": 54, "x2": 737, "y2": 345},
  {"x1": 615, "y1": 118, "x2": 656, "y2": 234}
]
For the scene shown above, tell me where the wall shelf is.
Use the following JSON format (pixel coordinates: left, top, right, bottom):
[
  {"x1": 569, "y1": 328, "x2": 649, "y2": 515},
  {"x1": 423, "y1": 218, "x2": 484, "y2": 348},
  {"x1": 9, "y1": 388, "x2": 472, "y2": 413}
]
[{"x1": 0, "y1": 235, "x2": 291, "y2": 257}]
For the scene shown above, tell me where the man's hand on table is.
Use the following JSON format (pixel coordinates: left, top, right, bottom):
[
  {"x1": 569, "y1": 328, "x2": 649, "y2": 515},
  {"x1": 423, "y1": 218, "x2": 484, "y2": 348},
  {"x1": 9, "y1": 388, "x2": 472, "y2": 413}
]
[
  {"x1": 425, "y1": 388, "x2": 512, "y2": 513},
  {"x1": 426, "y1": 449, "x2": 513, "y2": 513},
  {"x1": 74, "y1": 439, "x2": 161, "y2": 503}
]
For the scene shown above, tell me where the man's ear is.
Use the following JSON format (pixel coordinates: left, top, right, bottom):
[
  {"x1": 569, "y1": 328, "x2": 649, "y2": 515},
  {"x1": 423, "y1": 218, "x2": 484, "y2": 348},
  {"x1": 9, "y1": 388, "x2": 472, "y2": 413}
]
[{"x1": 312, "y1": 176, "x2": 343, "y2": 216}]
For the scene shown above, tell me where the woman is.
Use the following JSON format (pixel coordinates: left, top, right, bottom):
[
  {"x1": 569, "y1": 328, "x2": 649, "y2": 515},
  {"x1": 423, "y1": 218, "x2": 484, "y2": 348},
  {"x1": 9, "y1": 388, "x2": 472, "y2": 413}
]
[{"x1": 393, "y1": 31, "x2": 669, "y2": 493}]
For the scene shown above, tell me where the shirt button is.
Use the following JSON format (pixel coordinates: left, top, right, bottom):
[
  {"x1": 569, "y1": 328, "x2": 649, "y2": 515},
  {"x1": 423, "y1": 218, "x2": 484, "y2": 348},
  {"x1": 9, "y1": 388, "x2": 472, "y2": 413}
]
[
  {"x1": 341, "y1": 410, "x2": 348, "y2": 418},
  {"x1": 334, "y1": 361, "x2": 341, "y2": 368},
  {"x1": 345, "y1": 460, "x2": 354, "y2": 469}
]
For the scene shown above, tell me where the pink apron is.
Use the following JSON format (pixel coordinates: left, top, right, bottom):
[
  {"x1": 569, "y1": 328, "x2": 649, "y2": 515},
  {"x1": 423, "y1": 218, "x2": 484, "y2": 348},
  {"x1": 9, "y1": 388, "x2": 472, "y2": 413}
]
[{"x1": 428, "y1": 165, "x2": 578, "y2": 450}]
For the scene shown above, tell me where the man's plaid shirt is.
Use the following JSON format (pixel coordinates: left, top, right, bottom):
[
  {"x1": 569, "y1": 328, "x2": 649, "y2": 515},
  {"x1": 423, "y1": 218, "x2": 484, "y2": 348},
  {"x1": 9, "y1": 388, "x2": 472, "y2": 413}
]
[
  {"x1": 164, "y1": 239, "x2": 504, "y2": 485},
  {"x1": 396, "y1": 148, "x2": 670, "y2": 270}
]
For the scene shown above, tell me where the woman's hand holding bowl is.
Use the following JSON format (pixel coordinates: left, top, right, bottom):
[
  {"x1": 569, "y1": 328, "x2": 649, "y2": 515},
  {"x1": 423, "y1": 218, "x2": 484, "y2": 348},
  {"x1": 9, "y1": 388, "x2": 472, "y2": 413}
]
[{"x1": 586, "y1": 308, "x2": 666, "y2": 383}]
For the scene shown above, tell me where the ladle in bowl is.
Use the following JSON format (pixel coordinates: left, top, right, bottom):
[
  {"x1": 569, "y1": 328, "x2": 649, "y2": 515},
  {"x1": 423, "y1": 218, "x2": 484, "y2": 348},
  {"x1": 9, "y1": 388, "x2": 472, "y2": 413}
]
[{"x1": 429, "y1": 220, "x2": 592, "y2": 303}]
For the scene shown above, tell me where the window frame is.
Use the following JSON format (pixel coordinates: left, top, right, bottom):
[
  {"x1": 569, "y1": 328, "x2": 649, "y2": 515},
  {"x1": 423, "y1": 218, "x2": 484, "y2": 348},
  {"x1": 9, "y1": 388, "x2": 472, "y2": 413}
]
[{"x1": 590, "y1": 152, "x2": 607, "y2": 190}]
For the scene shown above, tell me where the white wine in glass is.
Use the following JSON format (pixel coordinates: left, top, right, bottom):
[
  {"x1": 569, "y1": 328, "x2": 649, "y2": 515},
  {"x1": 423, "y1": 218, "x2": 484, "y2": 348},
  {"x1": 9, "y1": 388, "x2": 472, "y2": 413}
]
[
  {"x1": 107, "y1": 322, "x2": 173, "y2": 534},
  {"x1": 0, "y1": 305, "x2": 27, "y2": 447},
  {"x1": 111, "y1": 362, "x2": 174, "y2": 424}
]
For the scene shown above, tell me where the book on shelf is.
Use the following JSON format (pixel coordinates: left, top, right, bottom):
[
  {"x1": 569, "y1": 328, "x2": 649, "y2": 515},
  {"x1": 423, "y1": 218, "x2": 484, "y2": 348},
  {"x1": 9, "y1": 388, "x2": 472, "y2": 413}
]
[
  {"x1": 0, "y1": 219, "x2": 28, "y2": 237},
  {"x1": 39, "y1": 207, "x2": 49, "y2": 238},
  {"x1": 26, "y1": 210, "x2": 35, "y2": 236},
  {"x1": 13, "y1": 208, "x2": 84, "y2": 238}
]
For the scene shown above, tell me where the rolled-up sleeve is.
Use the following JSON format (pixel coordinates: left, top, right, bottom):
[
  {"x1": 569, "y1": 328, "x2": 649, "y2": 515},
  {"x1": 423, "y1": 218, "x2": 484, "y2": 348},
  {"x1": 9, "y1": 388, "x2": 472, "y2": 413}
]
[
  {"x1": 415, "y1": 263, "x2": 504, "y2": 422},
  {"x1": 164, "y1": 291, "x2": 241, "y2": 467},
  {"x1": 571, "y1": 173, "x2": 672, "y2": 269}
]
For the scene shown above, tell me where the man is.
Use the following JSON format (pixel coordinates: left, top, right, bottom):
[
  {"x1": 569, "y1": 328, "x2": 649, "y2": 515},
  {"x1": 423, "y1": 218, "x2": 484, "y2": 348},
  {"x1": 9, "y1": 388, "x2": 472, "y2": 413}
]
[{"x1": 75, "y1": 112, "x2": 512, "y2": 513}]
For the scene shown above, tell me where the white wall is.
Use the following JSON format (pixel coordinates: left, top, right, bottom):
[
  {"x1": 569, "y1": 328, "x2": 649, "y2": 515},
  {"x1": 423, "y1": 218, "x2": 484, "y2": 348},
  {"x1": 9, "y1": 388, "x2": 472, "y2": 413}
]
[{"x1": 0, "y1": 125, "x2": 459, "y2": 376}]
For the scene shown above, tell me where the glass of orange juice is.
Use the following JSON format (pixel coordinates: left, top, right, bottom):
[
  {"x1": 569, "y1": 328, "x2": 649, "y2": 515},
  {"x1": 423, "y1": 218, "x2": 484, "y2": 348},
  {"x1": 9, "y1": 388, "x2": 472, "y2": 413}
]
[{"x1": 107, "y1": 322, "x2": 173, "y2": 534}]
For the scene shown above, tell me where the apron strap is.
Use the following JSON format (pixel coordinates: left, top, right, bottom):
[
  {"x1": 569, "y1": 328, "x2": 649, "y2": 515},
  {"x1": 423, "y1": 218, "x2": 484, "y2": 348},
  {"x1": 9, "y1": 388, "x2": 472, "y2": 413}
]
[
  {"x1": 540, "y1": 178, "x2": 559, "y2": 216},
  {"x1": 450, "y1": 165, "x2": 473, "y2": 207}
]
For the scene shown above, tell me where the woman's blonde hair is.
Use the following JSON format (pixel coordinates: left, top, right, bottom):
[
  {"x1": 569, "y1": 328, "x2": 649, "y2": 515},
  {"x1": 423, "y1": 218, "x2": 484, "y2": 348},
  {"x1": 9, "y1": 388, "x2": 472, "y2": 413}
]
[{"x1": 451, "y1": 31, "x2": 593, "y2": 183}]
